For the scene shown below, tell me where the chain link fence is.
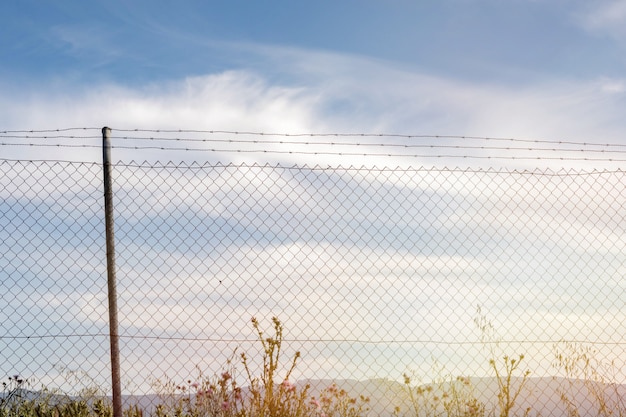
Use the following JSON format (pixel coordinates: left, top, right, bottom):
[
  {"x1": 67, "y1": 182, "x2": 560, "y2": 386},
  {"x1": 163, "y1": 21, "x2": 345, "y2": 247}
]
[
  {"x1": 2, "y1": 158, "x2": 626, "y2": 415},
  {"x1": 0, "y1": 161, "x2": 109, "y2": 391}
]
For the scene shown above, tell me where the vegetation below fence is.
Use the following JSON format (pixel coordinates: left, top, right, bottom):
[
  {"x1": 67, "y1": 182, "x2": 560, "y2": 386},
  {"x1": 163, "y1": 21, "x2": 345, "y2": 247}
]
[{"x1": 2, "y1": 317, "x2": 624, "y2": 417}]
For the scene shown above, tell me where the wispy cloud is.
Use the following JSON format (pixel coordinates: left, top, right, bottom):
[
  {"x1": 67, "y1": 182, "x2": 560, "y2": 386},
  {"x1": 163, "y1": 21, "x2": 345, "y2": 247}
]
[
  {"x1": 50, "y1": 24, "x2": 119, "y2": 58},
  {"x1": 575, "y1": 0, "x2": 626, "y2": 40}
]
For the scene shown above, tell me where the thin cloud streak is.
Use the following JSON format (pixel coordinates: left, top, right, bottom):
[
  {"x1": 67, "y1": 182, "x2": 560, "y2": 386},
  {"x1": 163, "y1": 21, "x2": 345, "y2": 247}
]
[{"x1": 576, "y1": 0, "x2": 626, "y2": 40}]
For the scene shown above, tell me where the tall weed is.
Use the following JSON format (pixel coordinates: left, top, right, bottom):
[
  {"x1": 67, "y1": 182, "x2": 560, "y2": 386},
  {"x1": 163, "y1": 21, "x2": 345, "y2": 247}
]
[
  {"x1": 554, "y1": 341, "x2": 626, "y2": 417},
  {"x1": 474, "y1": 306, "x2": 530, "y2": 417}
]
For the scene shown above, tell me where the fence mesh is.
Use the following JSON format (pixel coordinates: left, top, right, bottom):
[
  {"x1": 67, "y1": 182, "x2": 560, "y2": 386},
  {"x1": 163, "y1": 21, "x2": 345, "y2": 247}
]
[
  {"x1": 2, "y1": 158, "x2": 626, "y2": 415},
  {"x1": 0, "y1": 161, "x2": 110, "y2": 392}
]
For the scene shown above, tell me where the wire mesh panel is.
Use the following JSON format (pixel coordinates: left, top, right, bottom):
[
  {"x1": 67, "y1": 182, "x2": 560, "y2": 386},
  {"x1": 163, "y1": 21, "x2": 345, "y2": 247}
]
[
  {"x1": 0, "y1": 160, "x2": 109, "y2": 394},
  {"x1": 111, "y1": 162, "x2": 626, "y2": 414},
  {"x1": 3, "y1": 157, "x2": 626, "y2": 416}
]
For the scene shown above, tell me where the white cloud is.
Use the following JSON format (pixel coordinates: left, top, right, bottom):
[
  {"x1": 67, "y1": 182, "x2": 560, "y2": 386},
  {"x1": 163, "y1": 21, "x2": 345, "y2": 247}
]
[
  {"x1": 600, "y1": 78, "x2": 626, "y2": 93},
  {"x1": 575, "y1": 0, "x2": 626, "y2": 40}
]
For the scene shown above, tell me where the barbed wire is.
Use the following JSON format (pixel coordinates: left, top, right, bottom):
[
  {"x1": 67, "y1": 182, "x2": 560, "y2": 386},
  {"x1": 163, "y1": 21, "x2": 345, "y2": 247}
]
[
  {"x1": 0, "y1": 142, "x2": 100, "y2": 148},
  {"x1": 2, "y1": 128, "x2": 626, "y2": 148},
  {"x1": 2, "y1": 128, "x2": 626, "y2": 163},
  {"x1": 2, "y1": 145, "x2": 626, "y2": 162},
  {"x1": 7, "y1": 139, "x2": 624, "y2": 154},
  {"x1": 110, "y1": 128, "x2": 626, "y2": 149},
  {"x1": 9, "y1": 134, "x2": 612, "y2": 153},
  {"x1": 0, "y1": 128, "x2": 100, "y2": 133}
]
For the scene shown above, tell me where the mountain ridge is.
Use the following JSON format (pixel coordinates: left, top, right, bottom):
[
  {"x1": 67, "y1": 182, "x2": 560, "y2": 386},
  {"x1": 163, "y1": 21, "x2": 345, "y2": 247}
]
[{"x1": 4, "y1": 377, "x2": 624, "y2": 417}]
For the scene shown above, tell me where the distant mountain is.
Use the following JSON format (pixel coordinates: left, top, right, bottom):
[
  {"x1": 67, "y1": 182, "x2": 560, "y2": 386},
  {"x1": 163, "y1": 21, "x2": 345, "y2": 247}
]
[
  {"x1": 121, "y1": 376, "x2": 626, "y2": 417},
  {"x1": 6, "y1": 377, "x2": 626, "y2": 417},
  {"x1": 290, "y1": 377, "x2": 626, "y2": 417}
]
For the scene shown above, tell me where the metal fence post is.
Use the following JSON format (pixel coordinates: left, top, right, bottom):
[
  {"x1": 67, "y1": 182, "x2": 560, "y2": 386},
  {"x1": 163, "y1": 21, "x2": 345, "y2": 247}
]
[{"x1": 102, "y1": 126, "x2": 123, "y2": 417}]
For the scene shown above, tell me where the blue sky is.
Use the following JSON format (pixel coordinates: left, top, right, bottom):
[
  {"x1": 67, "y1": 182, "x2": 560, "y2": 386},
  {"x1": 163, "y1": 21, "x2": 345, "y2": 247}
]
[
  {"x1": 2, "y1": 0, "x2": 626, "y2": 398},
  {"x1": 2, "y1": 0, "x2": 625, "y2": 84}
]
